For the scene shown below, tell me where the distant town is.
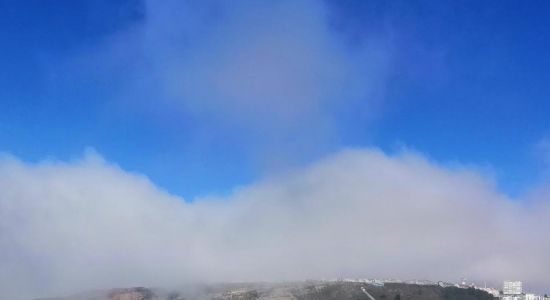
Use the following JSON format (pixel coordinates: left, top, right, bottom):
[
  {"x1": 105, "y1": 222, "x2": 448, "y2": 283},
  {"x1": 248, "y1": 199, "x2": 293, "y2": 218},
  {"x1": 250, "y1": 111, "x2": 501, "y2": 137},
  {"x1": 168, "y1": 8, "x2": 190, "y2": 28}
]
[{"x1": 324, "y1": 278, "x2": 547, "y2": 300}]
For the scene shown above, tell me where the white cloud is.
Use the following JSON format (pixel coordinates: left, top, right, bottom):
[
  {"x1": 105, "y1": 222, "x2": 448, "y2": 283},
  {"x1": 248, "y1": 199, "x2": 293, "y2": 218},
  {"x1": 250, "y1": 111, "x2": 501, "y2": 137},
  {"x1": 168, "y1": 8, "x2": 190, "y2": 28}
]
[
  {"x1": 1, "y1": 148, "x2": 549, "y2": 299},
  {"x1": 140, "y1": 0, "x2": 387, "y2": 124},
  {"x1": 64, "y1": 0, "x2": 390, "y2": 167}
]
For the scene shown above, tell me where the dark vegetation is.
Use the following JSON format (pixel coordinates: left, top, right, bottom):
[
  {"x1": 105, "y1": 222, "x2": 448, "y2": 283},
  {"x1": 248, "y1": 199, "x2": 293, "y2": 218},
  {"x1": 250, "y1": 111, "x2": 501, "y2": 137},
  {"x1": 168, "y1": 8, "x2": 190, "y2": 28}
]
[
  {"x1": 292, "y1": 282, "x2": 495, "y2": 300},
  {"x1": 441, "y1": 287, "x2": 495, "y2": 300}
]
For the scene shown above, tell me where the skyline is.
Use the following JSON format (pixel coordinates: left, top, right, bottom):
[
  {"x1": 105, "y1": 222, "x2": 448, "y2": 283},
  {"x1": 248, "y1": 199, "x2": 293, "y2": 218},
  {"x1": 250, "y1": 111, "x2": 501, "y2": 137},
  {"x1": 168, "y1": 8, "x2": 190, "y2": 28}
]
[{"x1": 1, "y1": 1, "x2": 550, "y2": 299}]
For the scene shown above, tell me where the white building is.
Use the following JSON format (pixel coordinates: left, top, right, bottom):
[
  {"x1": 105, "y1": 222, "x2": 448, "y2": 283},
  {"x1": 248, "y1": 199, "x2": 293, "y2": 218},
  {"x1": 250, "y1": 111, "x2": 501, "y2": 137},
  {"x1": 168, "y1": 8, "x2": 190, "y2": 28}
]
[
  {"x1": 525, "y1": 294, "x2": 544, "y2": 300},
  {"x1": 504, "y1": 281, "x2": 523, "y2": 295},
  {"x1": 500, "y1": 295, "x2": 525, "y2": 300},
  {"x1": 502, "y1": 296, "x2": 523, "y2": 300}
]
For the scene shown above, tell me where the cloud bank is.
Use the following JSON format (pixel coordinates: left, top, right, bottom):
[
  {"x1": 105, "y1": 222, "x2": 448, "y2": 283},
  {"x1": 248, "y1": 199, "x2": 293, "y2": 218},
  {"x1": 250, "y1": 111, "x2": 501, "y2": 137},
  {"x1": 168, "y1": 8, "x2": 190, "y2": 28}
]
[
  {"x1": 1, "y1": 149, "x2": 549, "y2": 299},
  {"x1": 6, "y1": 1, "x2": 549, "y2": 299}
]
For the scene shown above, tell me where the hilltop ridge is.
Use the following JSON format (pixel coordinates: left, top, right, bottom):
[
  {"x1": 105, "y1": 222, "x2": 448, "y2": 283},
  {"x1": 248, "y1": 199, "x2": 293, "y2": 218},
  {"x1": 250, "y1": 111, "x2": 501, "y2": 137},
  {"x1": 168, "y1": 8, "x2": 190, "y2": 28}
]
[{"x1": 36, "y1": 281, "x2": 495, "y2": 300}]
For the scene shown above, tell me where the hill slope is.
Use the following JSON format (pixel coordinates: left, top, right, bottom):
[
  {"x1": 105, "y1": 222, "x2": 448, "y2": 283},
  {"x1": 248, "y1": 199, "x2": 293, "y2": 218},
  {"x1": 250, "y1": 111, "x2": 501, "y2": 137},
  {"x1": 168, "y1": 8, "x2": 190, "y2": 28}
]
[{"x1": 37, "y1": 282, "x2": 496, "y2": 300}]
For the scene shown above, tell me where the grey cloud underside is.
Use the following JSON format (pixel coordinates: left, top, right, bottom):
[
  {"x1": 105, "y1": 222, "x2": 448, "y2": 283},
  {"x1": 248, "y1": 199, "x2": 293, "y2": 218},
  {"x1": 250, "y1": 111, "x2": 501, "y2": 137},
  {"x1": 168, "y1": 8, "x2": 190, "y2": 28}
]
[{"x1": 1, "y1": 149, "x2": 549, "y2": 299}]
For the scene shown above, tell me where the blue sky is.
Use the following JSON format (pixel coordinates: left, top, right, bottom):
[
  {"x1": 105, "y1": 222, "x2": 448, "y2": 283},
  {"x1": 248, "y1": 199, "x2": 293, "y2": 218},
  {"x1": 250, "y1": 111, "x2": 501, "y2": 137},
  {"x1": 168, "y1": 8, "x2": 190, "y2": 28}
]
[{"x1": 1, "y1": 0, "x2": 550, "y2": 199}]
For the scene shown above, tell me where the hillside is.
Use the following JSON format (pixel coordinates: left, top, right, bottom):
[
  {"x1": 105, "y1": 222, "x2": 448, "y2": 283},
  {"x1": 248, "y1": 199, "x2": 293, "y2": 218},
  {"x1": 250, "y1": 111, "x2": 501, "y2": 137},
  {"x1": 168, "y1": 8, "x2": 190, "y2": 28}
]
[{"x1": 37, "y1": 281, "x2": 496, "y2": 300}]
